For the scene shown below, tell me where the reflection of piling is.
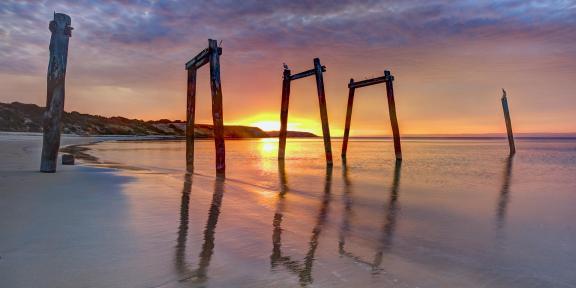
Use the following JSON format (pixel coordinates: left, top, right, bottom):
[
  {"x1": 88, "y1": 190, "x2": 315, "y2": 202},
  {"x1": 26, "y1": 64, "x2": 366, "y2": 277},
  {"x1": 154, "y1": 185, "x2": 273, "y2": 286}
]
[
  {"x1": 175, "y1": 173, "x2": 192, "y2": 274},
  {"x1": 41, "y1": 13, "x2": 73, "y2": 172},
  {"x1": 501, "y1": 89, "x2": 516, "y2": 154},
  {"x1": 495, "y1": 156, "x2": 513, "y2": 230},
  {"x1": 270, "y1": 166, "x2": 333, "y2": 286},
  {"x1": 338, "y1": 159, "x2": 402, "y2": 274},
  {"x1": 174, "y1": 174, "x2": 225, "y2": 283},
  {"x1": 373, "y1": 160, "x2": 402, "y2": 268}
]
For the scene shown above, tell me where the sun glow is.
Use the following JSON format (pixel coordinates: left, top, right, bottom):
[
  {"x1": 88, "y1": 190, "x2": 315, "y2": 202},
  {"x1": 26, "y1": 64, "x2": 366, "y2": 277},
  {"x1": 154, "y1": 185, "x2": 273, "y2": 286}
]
[{"x1": 230, "y1": 113, "x2": 323, "y2": 134}]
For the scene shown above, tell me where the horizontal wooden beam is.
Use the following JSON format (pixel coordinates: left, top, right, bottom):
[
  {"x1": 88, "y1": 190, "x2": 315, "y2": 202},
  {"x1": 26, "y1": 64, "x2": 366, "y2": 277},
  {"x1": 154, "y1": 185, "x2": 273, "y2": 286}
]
[
  {"x1": 290, "y1": 66, "x2": 326, "y2": 81},
  {"x1": 349, "y1": 72, "x2": 394, "y2": 89},
  {"x1": 185, "y1": 47, "x2": 222, "y2": 70}
]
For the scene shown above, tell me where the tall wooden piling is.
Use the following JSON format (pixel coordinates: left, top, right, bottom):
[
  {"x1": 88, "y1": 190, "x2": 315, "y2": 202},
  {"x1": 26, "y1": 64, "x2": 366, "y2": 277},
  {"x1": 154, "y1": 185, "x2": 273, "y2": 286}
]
[
  {"x1": 278, "y1": 59, "x2": 332, "y2": 165},
  {"x1": 186, "y1": 68, "x2": 197, "y2": 172},
  {"x1": 384, "y1": 71, "x2": 402, "y2": 161},
  {"x1": 501, "y1": 89, "x2": 516, "y2": 154},
  {"x1": 278, "y1": 69, "x2": 291, "y2": 160},
  {"x1": 314, "y1": 58, "x2": 333, "y2": 165},
  {"x1": 41, "y1": 13, "x2": 73, "y2": 173},
  {"x1": 342, "y1": 70, "x2": 402, "y2": 160},
  {"x1": 209, "y1": 39, "x2": 226, "y2": 173},
  {"x1": 341, "y1": 79, "x2": 355, "y2": 157},
  {"x1": 184, "y1": 39, "x2": 225, "y2": 173}
]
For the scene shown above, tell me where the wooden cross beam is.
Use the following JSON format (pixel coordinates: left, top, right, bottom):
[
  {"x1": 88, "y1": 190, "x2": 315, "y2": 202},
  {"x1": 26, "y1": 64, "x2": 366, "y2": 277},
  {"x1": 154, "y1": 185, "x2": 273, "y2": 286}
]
[
  {"x1": 185, "y1": 39, "x2": 226, "y2": 173},
  {"x1": 184, "y1": 47, "x2": 222, "y2": 70},
  {"x1": 342, "y1": 70, "x2": 402, "y2": 161},
  {"x1": 278, "y1": 58, "x2": 333, "y2": 165}
]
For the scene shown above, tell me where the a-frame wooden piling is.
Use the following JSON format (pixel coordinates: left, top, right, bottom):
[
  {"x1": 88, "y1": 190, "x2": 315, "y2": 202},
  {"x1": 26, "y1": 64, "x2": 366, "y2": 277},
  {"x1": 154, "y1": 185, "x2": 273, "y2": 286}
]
[
  {"x1": 185, "y1": 39, "x2": 225, "y2": 173},
  {"x1": 41, "y1": 13, "x2": 73, "y2": 173},
  {"x1": 501, "y1": 89, "x2": 516, "y2": 155},
  {"x1": 278, "y1": 58, "x2": 333, "y2": 165},
  {"x1": 342, "y1": 70, "x2": 402, "y2": 161}
]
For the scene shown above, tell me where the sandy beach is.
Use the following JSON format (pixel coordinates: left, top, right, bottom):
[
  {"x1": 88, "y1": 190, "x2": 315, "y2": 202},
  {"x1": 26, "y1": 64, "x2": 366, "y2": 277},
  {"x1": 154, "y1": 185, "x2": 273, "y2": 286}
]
[{"x1": 1, "y1": 134, "x2": 576, "y2": 288}]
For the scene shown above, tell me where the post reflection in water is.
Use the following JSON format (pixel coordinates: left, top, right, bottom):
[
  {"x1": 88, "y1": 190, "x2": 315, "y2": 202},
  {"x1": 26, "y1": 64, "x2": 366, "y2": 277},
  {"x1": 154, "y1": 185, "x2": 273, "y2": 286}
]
[
  {"x1": 175, "y1": 172, "x2": 226, "y2": 284},
  {"x1": 271, "y1": 161, "x2": 333, "y2": 286},
  {"x1": 338, "y1": 159, "x2": 402, "y2": 274},
  {"x1": 495, "y1": 155, "x2": 514, "y2": 231}
]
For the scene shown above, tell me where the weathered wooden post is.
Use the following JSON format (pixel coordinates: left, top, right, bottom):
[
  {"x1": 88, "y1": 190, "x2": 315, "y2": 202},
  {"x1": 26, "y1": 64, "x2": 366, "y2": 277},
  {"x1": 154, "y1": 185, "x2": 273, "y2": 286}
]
[
  {"x1": 277, "y1": 58, "x2": 333, "y2": 165},
  {"x1": 184, "y1": 39, "x2": 225, "y2": 173},
  {"x1": 278, "y1": 69, "x2": 291, "y2": 160},
  {"x1": 186, "y1": 69, "x2": 197, "y2": 172},
  {"x1": 501, "y1": 89, "x2": 516, "y2": 154},
  {"x1": 341, "y1": 79, "x2": 355, "y2": 157},
  {"x1": 341, "y1": 70, "x2": 402, "y2": 161},
  {"x1": 209, "y1": 39, "x2": 226, "y2": 173},
  {"x1": 314, "y1": 58, "x2": 333, "y2": 165},
  {"x1": 385, "y1": 71, "x2": 402, "y2": 160},
  {"x1": 40, "y1": 13, "x2": 73, "y2": 173}
]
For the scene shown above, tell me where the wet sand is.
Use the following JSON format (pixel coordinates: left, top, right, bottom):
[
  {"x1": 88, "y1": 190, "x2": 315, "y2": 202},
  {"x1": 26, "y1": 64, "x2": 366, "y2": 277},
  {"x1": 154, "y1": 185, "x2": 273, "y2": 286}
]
[{"x1": 1, "y1": 135, "x2": 576, "y2": 287}]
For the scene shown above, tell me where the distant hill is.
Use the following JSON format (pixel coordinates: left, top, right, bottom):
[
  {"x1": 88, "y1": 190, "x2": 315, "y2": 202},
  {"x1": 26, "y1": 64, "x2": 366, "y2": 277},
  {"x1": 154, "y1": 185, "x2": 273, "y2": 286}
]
[{"x1": 0, "y1": 102, "x2": 317, "y2": 138}]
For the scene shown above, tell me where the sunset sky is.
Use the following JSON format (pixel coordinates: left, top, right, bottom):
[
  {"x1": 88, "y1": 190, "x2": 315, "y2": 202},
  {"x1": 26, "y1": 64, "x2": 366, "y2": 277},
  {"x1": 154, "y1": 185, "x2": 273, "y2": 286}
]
[{"x1": 1, "y1": 0, "x2": 575, "y2": 136}]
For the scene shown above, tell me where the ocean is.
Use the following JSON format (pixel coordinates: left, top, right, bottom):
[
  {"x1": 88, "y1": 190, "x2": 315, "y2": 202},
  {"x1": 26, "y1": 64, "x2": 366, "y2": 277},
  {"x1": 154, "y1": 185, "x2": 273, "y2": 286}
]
[{"x1": 78, "y1": 137, "x2": 576, "y2": 287}]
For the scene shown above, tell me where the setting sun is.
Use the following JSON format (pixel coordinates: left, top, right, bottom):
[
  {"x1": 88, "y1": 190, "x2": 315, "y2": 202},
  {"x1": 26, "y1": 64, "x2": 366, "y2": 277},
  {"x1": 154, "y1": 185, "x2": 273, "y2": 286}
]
[
  {"x1": 251, "y1": 121, "x2": 280, "y2": 131},
  {"x1": 230, "y1": 113, "x2": 326, "y2": 135}
]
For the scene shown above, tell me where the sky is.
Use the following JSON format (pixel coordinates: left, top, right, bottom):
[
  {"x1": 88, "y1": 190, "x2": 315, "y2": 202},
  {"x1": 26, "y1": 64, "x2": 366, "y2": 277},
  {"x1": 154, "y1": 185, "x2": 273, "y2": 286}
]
[{"x1": 1, "y1": 0, "x2": 575, "y2": 136}]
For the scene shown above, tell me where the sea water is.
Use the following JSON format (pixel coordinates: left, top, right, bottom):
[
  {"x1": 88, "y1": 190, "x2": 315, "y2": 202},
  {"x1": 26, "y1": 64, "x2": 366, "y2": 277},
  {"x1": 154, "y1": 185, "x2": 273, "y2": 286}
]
[{"x1": 78, "y1": 138, "x2": 576, "y2": 287}]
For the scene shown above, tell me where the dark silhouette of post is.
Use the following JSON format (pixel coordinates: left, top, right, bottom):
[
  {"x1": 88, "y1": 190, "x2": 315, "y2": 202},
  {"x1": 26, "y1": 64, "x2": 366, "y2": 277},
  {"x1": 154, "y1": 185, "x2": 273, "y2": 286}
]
[
  {"x1": 314, "y1": 58, "x2": 333, "y2": 164},
  {"x1": 40, "y1": 13, "x2": 73, "y2": 173},
  {"x1": 186, "y1": 69, "x2": 197, "y2": 172},
  {"x1": 501, "y1": 89, "x2": 516, "y2": 155},
  {"x1": 185, "y1": 39, "x2": 225, "y2": 173},
  {"x1": 278, "y1": 69, "x2": 291, "y2": 160},
  {"x1": 342, "y1": 70, "x2": 402, "y2": 161},
  {"x1": 341, "y1": 79, "x2": 355, "y2": 158},
  {"x1": 278, "y1": 58, "x2": 333, "y2": 165},
  {"x1": 385, "y1": 71, "x2": 402, "y2": 160}
]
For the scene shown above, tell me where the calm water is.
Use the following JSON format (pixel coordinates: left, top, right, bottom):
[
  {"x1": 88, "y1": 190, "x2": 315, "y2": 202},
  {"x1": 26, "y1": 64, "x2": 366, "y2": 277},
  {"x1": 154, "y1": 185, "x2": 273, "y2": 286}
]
[{"x1": 80, "y1": 138, "x2": 576, "y2": 287}]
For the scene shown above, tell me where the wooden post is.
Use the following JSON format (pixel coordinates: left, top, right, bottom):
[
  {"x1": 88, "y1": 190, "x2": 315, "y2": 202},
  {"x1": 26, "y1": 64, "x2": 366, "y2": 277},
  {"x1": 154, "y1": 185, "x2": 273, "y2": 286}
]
[
  {"x1": 384, "y1": 71, "x2": 402, "y2": 161},
  {"x1": 186, "y1": 68, "x2": 197, "y2": 172},
  {"x1": 341, "y1": 79, "x2": 355, "y2": 158},
  {"x1": 314, "y1": 58, "x2": 333, "y2": 165},
  {"x1": 208, "y1": 39, "x2": 226, "y2": 173},
  {"x1": 40, "y1": 13, "x2": 72, "y2": 173},
  {"x1": 501, "y1": 89, "x2": 516, "y2": 154},
  {"x1": 278, "y1": 69, "x2": 291, "y2": 160}
]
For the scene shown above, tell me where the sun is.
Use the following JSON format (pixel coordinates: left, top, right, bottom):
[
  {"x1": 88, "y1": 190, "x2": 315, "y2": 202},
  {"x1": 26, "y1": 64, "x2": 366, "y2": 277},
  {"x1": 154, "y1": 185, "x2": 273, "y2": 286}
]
[
  {"x1": 229, "y1": 113, "x2": 327, "y2": 135},
  {"x1": 251, "y1": 121, "x2": 280, "y2": 131}
]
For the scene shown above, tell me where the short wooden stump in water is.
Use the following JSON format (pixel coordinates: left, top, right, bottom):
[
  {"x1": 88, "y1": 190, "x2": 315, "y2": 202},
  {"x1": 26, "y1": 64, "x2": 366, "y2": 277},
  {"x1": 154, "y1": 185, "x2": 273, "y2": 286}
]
[{"x1": 62, "y1": 154, "x2": 75, "y2": 165}]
